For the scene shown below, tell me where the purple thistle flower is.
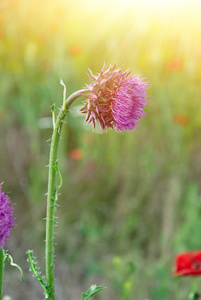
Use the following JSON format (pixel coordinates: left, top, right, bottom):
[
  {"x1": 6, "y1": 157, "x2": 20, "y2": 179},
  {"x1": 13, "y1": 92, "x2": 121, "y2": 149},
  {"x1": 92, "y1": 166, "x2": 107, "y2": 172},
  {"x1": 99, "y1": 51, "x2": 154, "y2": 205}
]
[
  {"x1": 0, "y1": 184, "x2": 15, "y2": 249},
  {"x1": 80, "y1": 64, "x2": 150, "y2": 133}
]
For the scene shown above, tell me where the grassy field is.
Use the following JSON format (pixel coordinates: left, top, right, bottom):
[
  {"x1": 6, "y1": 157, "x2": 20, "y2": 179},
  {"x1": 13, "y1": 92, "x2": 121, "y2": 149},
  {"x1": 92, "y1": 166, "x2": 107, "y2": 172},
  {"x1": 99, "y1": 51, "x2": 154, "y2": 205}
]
[{"x1": 0, "y1": 0, "x2": 201, "y2": 299}]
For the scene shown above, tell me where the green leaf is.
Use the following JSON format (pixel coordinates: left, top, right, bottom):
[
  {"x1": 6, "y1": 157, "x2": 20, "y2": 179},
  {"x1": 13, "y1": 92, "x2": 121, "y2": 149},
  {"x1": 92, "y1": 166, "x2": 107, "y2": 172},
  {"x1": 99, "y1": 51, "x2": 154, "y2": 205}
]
[
  {"x1": 60, "y1": 78, "x2": 67, "y2": 110},
  {"x1": 81, "y1": 285, "x2": 106, "y2": 300},
  {"x1": 55, "y1": 161, "x2": 63, "y2": 190},
  {"x1": 128, "y1": 262, "x2": 135, "y2": 273},
  {"x1": 51, "y1": 103, "x2": 56, "y2": 129},
  {"x1": 189, "y1": 292, "x2": 200, "y2": 300},
  {"x1": 26, "y1": 250, "x2": 49, "y2": 299}
]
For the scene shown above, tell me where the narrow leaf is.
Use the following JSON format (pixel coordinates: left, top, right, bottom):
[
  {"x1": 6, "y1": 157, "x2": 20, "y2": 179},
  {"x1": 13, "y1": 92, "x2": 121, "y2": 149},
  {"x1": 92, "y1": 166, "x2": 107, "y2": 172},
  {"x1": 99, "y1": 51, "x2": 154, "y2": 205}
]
[
  {"x1": 60, "y1": 78, "x2": 67, "y2": 110},
  {"x1": 26, "y1": 250, "x2": 49, "y2": 299},
  {"x1": 51, "y1": 104, "x2": 56, "y2": 129},
  {"x1": 81, "y1": 285, "x2": 106, "y2": 300}
]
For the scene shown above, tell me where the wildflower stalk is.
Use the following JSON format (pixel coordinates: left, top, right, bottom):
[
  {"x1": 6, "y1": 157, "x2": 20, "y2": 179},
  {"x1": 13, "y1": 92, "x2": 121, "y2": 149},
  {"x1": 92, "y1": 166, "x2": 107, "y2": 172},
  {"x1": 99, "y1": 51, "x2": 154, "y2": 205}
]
[
  {"x1": 46, "y1": 64, "x2": 149, "y2": 299},
  {"x1": 0, "y1": 248, "x2": 4, "y2": 300},
  {"x1": 45, "y1": 87, "x2": 86, "y2": 300},
  {"x1": 175, "y1": 277, "x2": 180, "y2": 300}
]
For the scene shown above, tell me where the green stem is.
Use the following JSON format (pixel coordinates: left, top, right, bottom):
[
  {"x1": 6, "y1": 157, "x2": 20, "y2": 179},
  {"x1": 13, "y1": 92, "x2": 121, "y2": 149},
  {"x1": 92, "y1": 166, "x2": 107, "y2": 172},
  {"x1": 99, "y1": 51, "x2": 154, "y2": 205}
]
[
  {"x1": 45, "y1": 89, "x2": 86, "y2": 300},
  {"x1": 0, "y1": 248, "x2": 4, "y2": 300},
  {"x1": 175, "y1": 277, "x2": 180, "y2": 300}
]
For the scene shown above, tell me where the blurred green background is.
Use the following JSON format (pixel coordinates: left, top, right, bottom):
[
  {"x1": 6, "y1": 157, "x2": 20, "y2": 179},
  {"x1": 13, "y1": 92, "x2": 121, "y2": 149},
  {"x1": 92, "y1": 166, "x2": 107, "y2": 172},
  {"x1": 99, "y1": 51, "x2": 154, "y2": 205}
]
[{"x1": 0, "y1": 0, "x2": 201, "y2": 299}]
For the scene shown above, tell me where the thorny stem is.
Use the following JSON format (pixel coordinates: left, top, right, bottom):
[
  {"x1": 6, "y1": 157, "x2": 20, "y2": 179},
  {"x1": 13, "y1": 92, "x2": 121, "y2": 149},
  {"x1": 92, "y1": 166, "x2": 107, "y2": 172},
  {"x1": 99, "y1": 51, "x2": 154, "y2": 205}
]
[
  {"x1": 0, "y1": 248, "x2": 4, "y2": 300},
  {"x1": 45, "y1": 88, "x2": 86, "y2": 300}
]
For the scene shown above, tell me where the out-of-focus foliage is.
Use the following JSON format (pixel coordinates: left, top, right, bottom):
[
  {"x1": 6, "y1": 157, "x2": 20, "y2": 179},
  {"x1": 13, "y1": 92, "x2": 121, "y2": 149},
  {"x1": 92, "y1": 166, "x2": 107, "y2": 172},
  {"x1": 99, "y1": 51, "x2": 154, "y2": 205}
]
[{"x1": 0, "y1": 0, "x2": 201, "y2": 299}]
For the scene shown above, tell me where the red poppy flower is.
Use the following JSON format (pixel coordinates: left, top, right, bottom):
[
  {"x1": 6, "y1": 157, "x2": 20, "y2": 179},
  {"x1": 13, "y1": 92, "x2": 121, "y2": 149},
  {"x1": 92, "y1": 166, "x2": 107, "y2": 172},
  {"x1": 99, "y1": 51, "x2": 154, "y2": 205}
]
[
  {"x1": 173, "y1": 251, "x2": 201, "y2": 276},
  {"x1": 173, "y1": 114, "x2": 190, "y2": 126},
  {"x1": 69, "y1": 44, "x2": 84, "y2": 56},
  {"x1": 164, "y1": 58, "x2": 183, "y2": 72},
  {"x1": 69, "y1": 148, "x2": 83, "y2": 161}
]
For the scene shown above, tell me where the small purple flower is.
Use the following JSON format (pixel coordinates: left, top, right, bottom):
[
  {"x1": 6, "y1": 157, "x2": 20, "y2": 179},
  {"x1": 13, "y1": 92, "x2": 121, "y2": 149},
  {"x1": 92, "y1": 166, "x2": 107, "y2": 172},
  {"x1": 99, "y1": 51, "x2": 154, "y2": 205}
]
[
  {"x1": 0, "y1": 184, "x2": 15, "y2": 249},
  {"x1": 80, "y1": 64, "x2": 150, "y2": 133}
]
